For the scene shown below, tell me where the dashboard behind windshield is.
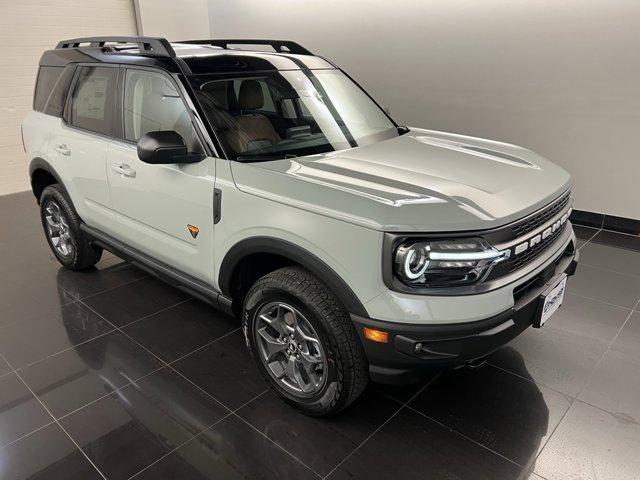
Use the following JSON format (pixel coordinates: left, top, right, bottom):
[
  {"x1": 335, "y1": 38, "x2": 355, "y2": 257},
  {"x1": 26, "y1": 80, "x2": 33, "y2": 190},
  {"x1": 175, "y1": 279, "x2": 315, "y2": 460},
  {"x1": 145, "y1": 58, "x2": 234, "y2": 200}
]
[{"x1": 188, "y1": 69, "x2": 398, "y2": 161}]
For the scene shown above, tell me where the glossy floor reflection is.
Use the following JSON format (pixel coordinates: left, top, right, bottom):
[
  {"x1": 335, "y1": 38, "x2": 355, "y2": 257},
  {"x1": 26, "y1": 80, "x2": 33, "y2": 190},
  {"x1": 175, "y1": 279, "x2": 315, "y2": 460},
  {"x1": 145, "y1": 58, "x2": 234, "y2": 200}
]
[{"x1": 1, "y1": 191, "x2": 639, "y2": 480}]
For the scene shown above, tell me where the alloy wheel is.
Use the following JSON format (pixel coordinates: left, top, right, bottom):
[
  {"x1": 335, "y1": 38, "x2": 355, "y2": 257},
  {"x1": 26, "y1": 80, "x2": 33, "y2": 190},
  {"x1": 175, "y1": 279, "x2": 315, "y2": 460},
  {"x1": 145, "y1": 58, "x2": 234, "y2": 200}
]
[
  {"x1": 44, "y1": 200, "x2": 74, "y2": 257},
  {"x1": 254, "y1": 302, "x2": 327, "y2": 396}
]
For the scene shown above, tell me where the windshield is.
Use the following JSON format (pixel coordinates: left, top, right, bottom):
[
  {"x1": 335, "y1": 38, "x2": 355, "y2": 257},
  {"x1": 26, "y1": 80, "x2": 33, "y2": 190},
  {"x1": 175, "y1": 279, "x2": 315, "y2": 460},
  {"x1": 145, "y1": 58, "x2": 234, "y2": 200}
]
[{"x1": 188, "y1": 69, "x2": 398, "y2": 161}]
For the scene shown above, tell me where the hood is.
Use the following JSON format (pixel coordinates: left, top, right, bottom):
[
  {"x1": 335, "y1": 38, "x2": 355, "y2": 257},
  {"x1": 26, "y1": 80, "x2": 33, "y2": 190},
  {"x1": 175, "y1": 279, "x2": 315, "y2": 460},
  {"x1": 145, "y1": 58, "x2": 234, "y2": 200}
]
[{"x1": 230, "y1": 128, "x2": 572, "y2": 232}]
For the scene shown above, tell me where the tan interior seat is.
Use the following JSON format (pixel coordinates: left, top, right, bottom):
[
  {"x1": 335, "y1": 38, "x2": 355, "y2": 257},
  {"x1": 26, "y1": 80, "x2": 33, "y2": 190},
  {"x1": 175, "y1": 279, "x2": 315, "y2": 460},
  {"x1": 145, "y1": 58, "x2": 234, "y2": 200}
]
[{"x1": 227, "y1": 79, "x2": 280, "y2": 153}]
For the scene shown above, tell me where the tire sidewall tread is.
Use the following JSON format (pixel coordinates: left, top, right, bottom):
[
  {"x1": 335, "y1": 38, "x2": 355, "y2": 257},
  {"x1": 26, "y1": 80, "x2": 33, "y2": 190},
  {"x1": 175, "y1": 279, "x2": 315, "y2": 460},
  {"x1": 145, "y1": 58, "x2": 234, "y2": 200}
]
[
  {"x1": 39, "y1": 184, "x2": 102, "y2": 270},
  {"x1": 243, "y1": 266, "x2": 368, "y2": 416}
]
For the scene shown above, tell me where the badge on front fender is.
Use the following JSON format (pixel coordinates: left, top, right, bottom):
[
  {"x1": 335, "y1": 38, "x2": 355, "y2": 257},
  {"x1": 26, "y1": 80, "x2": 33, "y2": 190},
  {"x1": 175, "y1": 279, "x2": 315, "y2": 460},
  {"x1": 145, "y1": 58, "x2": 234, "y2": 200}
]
[{"x1": 187, "y1": 224, "x2": 199, "y2": 239}]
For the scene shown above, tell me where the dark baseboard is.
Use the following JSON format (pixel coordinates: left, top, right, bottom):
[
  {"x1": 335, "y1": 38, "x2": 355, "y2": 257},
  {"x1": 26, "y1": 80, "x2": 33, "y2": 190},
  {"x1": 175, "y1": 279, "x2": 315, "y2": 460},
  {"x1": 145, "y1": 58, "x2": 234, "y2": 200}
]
[
  {"x1": 570, "y1": 209, "x2": 640, "y2": 235},
  {"x1": 570, "y1": 210, "x2": 604, "y2": 229},
  {"x1": 602, "y1": 213, "x2": 640, "y2": 235}
]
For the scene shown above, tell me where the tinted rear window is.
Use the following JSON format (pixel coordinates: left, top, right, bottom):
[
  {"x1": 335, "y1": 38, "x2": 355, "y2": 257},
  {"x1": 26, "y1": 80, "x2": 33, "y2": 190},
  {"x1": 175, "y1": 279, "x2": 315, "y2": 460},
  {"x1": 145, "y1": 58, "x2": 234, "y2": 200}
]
[
  {"x1": 33, "y1": 66, "x2": 63, "y2": 112},
  {"x1": 33, "y1": 65, "x2": 76, "y2": 117},
  {"x1": 44, "y1": 65, "x2": 76, "y2": 117}
]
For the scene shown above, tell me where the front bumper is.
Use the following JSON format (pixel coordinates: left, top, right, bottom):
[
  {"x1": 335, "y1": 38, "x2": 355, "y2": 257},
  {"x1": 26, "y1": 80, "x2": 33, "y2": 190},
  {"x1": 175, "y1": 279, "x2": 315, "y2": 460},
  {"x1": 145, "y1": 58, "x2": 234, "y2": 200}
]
[{"x1": 352, "y1": 242, "x2": 579, "y2": 385}]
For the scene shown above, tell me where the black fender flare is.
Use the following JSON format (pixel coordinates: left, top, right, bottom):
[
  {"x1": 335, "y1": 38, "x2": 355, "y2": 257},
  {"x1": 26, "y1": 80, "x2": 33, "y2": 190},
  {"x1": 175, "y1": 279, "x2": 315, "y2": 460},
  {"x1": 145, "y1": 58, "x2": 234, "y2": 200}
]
[
  {"x1": 29, "y1": 157, "x2": 63, "y2": 183},
  {"x1": 218, "y1": 236, "x2": 369, "y2": 318},
  {"x1": 29, "y1": 157, "x2": 66, "y2": 200}
]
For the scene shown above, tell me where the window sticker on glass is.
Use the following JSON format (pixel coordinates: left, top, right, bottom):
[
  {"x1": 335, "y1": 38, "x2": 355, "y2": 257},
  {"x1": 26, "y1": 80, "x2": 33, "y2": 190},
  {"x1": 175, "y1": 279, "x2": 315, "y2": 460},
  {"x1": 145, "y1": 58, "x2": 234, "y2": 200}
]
[{"x1": 75, "y1": 76, "x2": 108, "y2": 120}]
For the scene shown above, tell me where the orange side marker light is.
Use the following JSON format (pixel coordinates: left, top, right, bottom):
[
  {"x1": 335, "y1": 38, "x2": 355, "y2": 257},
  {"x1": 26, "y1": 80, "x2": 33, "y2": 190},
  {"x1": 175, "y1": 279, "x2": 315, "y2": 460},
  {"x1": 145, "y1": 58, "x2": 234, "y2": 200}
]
[{"x1": 363, "y1": 327, "x2": 389, "y2": 343}]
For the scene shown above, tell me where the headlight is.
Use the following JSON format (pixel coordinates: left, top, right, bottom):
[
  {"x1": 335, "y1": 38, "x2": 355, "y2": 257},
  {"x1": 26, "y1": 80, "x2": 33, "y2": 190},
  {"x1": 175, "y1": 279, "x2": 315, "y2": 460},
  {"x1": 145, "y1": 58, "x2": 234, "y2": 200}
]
[{"x1": 393, "y1": 238, "x2": 510, "y2": 287}]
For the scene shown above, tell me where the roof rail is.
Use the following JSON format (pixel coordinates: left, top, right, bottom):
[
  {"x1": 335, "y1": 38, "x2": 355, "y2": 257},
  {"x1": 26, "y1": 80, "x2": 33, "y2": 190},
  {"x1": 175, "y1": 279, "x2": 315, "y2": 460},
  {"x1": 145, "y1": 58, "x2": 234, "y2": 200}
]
[
  {"x1": 55, "y1": 36, "x2": 176, "y2": 58},
  {"x1": 179, "y1": 39, "x2": 313, "y2": 56}
]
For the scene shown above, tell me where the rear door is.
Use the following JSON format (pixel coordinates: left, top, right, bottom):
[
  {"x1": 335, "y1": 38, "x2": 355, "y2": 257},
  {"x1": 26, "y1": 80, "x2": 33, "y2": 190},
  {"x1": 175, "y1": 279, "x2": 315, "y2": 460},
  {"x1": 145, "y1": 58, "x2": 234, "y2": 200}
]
[
  {"x1": 50, "y1": 65, "x2": 118, "y2": 227},
  {"x1": 105, "y1": 67, "x2": 216, "y2": 282}
]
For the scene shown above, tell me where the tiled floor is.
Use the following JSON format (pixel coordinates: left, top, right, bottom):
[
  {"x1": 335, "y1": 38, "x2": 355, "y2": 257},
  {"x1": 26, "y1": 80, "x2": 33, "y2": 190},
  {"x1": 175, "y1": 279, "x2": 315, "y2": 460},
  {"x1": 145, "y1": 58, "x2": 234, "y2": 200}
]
[{"x1": 1, "y1": 191, "x2": 639, "y2": 480}]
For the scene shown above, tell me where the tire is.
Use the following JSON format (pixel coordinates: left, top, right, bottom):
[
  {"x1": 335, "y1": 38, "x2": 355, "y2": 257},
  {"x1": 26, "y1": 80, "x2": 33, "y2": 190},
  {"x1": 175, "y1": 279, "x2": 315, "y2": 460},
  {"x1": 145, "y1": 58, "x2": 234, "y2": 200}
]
[
  {"x1": 242, "y1": 266, "x2": 369, "y2": 416},
  {"x1": 40, "y1": 184, "x2": 102, "y2": 270}
]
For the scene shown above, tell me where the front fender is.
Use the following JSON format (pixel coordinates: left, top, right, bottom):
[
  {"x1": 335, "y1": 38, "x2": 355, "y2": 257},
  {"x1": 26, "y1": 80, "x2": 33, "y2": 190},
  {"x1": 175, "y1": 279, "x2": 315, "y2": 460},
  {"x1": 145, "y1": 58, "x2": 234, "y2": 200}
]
[{"x1": 218, "y1": 236, "x2": 369, "y2": 318}]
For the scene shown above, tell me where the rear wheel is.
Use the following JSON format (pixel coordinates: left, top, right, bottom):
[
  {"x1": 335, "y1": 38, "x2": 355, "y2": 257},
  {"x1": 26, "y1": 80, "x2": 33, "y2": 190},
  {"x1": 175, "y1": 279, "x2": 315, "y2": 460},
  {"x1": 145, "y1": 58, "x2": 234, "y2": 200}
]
[
  {"x1": 40, "y1": 184, "x2": 102, "y2": 270},
  {"x1": 243, "y1": 266, "x2": 369, "y2": 416}
]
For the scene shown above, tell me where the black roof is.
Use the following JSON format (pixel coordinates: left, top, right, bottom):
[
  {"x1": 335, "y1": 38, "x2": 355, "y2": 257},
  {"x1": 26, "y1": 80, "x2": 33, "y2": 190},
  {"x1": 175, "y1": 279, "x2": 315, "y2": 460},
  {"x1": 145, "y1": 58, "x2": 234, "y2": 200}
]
[{"x1": 40, "y1": 36, "x2": 334, "y2": 74}]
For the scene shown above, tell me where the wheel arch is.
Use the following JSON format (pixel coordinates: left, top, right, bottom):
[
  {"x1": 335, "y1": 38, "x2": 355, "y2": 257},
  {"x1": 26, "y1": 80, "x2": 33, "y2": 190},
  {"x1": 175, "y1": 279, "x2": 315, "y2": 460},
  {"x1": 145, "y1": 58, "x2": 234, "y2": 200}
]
[
  {"x1": 218, "y1": 236, "x2": 368, "y2": 318},
  {"x1": 29, "y1": 157, "x2": 64, "y2": 203}
]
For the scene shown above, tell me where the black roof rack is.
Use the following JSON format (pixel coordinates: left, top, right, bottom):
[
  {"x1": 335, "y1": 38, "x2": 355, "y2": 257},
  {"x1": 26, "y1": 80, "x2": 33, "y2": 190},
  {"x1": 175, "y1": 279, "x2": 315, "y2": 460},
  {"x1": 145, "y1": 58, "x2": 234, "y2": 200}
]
[
  {"x1": 55, "y1": 36, "x2": 176, "y2": 58},
  {"x1": 179, "y1": 39, "x2": 313, "y2": 56}
]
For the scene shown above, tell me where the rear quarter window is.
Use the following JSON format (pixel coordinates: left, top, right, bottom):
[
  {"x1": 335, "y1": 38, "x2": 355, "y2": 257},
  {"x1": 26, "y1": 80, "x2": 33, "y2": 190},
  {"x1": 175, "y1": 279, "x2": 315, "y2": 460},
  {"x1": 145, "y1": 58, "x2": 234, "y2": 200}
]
[
  {"x1": 33, "y1": 65, "x2": 76, "y2": 117},
  {"x1": 33, "y1": 66, "x2": 63, "y2": 112},
  {"x1": 44, "y1": 65, "x2": 76, "y2": 117}
]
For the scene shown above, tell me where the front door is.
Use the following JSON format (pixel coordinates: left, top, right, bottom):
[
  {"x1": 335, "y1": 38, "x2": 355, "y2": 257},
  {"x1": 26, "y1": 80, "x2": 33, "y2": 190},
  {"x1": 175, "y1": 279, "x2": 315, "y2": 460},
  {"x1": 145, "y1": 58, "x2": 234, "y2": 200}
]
[{"x1": 106, "y1": 68, "x2": 215, "y2": 282}]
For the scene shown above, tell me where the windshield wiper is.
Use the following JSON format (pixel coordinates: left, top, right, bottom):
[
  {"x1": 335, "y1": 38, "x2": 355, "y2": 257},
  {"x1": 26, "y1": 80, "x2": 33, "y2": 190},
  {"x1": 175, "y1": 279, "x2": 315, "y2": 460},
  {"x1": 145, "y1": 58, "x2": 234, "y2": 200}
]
[{"x1": 236, "y1": 153, "x2": 298, "y2": 162}]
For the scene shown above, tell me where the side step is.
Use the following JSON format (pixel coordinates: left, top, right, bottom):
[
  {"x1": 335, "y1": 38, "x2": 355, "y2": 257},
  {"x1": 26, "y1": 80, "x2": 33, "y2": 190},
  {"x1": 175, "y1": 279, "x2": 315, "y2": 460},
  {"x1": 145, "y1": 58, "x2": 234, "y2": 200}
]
[{"x1": 80, "y1": 224, "x2": 234, "y2": 316}]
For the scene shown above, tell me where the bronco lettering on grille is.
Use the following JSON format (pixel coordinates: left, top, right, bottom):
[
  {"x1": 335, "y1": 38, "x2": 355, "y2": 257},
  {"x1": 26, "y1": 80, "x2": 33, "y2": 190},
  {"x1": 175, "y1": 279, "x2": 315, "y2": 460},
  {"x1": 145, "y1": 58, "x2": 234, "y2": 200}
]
[{"x1": 511, "y1": 210, "x2": 571, "y2": 256}]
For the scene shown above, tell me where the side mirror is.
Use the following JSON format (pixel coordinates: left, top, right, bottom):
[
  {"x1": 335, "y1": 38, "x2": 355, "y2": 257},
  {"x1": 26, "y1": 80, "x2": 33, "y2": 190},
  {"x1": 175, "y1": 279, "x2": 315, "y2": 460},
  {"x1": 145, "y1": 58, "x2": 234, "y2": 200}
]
[{"x1": 137, "y1": 131, "x2": 203, "y2": 164}]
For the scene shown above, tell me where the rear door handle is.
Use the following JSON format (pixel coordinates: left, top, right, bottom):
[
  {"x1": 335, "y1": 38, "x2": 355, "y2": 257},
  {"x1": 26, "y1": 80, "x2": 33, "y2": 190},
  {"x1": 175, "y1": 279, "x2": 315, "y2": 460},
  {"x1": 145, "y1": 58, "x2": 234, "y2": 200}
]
[
  {"x1": 55, "y1": 144, "x2": 71, "y2": 156},
  {"x1": 111, "y1": 163, "x2": 137, "y2": 178}
]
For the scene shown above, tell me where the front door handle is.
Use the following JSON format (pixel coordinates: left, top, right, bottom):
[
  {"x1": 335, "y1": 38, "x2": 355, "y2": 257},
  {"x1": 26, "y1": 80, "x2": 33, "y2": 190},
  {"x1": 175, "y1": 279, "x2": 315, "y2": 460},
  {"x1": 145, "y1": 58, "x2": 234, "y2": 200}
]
[
  {"x1": 111, "y1": 163, "x2": 137, "y2": 178},
  {"x1": 55, "y1": 144, "x2": 71, "y2": 156}
]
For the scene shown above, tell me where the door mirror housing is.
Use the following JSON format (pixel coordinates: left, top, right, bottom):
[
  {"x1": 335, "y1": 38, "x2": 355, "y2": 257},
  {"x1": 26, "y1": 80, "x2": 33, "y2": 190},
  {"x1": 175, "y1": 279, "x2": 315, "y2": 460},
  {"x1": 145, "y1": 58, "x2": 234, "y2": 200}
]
[{"x1": 137, "y1": 131, "x2": 203, "y2": 164}]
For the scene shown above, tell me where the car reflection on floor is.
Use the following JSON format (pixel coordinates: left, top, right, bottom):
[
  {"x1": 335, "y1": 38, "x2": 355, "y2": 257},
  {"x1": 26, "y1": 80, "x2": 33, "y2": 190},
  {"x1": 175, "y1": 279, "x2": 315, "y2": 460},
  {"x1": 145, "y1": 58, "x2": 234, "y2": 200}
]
[{"x1": 54, "y1": 265, "x2": 550, "y2": 479}]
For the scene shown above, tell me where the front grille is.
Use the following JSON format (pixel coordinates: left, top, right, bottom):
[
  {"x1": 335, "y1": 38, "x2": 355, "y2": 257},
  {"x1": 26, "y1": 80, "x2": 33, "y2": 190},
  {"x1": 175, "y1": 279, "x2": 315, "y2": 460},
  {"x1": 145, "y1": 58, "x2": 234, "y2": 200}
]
[
  {"x1": 511, "y1": 190, "x2": 571, "y2": 238},
  {"x1": 485, "y1": 190, "x2": 572, "y2": 281},
  {"x1": 507, "y1": 222, "x2": 567, "y2": 273}
]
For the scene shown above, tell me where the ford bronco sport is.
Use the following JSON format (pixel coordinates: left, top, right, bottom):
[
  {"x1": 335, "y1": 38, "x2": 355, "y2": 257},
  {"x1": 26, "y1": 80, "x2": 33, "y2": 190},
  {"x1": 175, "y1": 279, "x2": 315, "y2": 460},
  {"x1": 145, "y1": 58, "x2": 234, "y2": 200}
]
[{"x1": 22, "y1": 37, "x2": 578, "y2": 416}]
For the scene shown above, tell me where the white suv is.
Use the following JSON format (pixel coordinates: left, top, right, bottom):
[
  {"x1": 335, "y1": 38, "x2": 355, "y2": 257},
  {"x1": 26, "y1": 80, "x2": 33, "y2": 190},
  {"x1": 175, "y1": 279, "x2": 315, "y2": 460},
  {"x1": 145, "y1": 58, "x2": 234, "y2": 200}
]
[{"x1": 22, "y1": 37, "x2": 578, "y2": 416}]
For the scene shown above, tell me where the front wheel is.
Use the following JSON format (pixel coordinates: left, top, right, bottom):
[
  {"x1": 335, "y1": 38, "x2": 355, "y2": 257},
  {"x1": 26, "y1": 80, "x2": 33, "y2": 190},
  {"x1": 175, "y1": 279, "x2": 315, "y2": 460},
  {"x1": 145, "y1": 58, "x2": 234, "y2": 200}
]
[{"x1": 242, "y1": 266, "x2": 369, "y2": 416}]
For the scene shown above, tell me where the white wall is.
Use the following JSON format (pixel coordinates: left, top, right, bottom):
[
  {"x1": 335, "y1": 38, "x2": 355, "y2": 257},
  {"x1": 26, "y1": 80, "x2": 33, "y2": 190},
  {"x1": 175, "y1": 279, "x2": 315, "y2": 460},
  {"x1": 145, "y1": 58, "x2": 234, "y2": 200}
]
[
  {"x1": 0, "y1": 0, "x2": 138, "y2": 196},
  {"x1": 207, "y1": 0, "x2": 639, "y2": 219},
  {"x1": 135, "y1": 0, "x2": 209, "y2": 40}
]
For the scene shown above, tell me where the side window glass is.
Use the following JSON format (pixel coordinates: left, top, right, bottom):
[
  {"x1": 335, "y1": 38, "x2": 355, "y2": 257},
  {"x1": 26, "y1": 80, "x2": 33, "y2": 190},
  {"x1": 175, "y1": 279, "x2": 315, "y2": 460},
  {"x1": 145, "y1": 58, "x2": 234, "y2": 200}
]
[
  {"x1": 259, "y1": 82, "x2": 276, "y2": 113},
  {"x1": 70, "y1": 66, "x2": 117, "y2": 136},
  {"x1": 281, "y1": 98, "x2": 297, "y2": 119},
  {"x1": 297, "y1": 97, "x2": 312, "y2": 118},
  {"x1": 34, "y1": 66, "x2": 63, "y2": 112},
  {"x1": 124, "y1": 69, "x2": 202, "y2": 153},
  {"x1": 44, "y1": 65, "x2": 76, "y2": 117}
]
